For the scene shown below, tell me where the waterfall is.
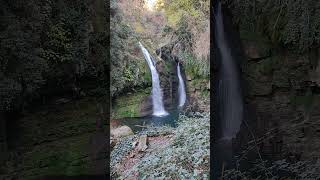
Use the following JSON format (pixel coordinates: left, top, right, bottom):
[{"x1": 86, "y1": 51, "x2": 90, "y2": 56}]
[
  {"x1": 215, "y1": 1, "x2": 243, "y2": 140},
  {"x1": 139, "y1": 42, "x2": 168, "y2": 117},
  {"x1": 177, "y1": 63, "x2": 186, "y2": 107}
]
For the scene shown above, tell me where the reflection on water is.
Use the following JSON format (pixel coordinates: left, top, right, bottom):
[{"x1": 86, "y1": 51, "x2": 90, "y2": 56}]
[{"x1": 117, "y1": 110, "x2": 179, "y2": 133}]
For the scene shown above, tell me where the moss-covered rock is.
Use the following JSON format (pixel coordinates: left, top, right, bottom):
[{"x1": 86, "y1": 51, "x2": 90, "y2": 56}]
[{"x1": 112, "y1": 88, "x2": 151, "y2": 119}]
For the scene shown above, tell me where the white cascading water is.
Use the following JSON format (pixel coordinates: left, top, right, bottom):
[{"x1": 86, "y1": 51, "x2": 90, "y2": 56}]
[
  {"x1": 215, "y1": 1, "x2": 243, "y2": 140},
  {"x1": 177, "y1": 63, "x2": 186, "y2": 107},
  {"x1": 139, "y1": 42, "x2": 168, "y2": 117}
]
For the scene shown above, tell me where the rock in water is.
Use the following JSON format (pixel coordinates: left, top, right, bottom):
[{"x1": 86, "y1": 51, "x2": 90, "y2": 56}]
[
  {"x1": 111, "y1": 126, "x2": 134, "y2": 138},
  {"x1": 137, "y1": 135, "x2": 148, "y2": 152}
]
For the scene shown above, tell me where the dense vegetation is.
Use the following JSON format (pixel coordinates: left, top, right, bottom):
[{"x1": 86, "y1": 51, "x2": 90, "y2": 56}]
[
  {"x1": 0, "y1": 0, "x2": 108, "y2": 112},
  {"x1": 110, "y1": 0, "x2": 210, "y2": 101},
  {"x1": 156, "y1": 0, "x2": 209, "y2": 26},
  {"x1": 223, "y1": 0, "x2": 320, "y2": 52},
  {"x1": 0, "y1": 0, "x2": 108, "y2": 178},
  {"x1": 159, "y1": 0, "x2": 210, "y2": 78},
  {"x1": 110, "y1": 0, "x2": 152, "y2": 97}
]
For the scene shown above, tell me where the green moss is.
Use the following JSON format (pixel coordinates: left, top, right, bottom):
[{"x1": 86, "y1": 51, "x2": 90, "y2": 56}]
[
  {"x1": 21, "y1": 133, "x2": 92, "y2": 179},
  {"x1": 112, "y1": 88, "x2": 151, "y2": 119},
  {"x1": 113, "y1": 104, "x2": 140, "y2": 118}
]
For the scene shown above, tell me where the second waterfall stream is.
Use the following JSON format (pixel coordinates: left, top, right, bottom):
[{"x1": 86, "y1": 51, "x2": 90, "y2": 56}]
[
  {"x1": 177, "y1": 62, "x2": 186, "y2": 107},
  {"x1": 139, "y1": 42, "x2": 168, "y2": 117}
]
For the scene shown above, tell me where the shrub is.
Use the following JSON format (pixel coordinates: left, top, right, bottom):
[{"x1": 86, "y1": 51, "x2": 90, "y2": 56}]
[{"x1": 182, "y1": 53, "x2": 210, "y2": 79}]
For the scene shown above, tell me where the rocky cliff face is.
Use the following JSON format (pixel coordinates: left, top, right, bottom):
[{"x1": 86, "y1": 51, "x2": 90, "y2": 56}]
[
  {"x1": 158, "y1": 44, "x2": 210, "y2": 113},
  {"x1": 242, "y1": 32, "x2": 320, "y2": 161},
  {"x1": 111, "y1": 43, "x2": 209, "y2": 119},
  {"x1": 217, "y1": 2, "x2": 320, "y2": 165}
]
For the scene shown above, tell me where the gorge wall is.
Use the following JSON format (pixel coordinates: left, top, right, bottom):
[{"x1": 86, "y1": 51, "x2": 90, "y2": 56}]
[
  {"x1": 111, "y1": 0, "x2": 210, "y2": 119},
  {"x1": 243, "y1": 37, "x2": 320, "y2": 161},
  {"x1": 219, "y1": 0, "x2": 320, "y2": 162}
]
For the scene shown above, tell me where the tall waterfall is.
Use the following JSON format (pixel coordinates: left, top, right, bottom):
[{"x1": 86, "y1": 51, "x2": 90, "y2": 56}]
[
  {"x1": 215, "y1": 1, "x2": 243, "y2": 140},
  {"x1": 177, "y1": 63, "x2": 186, "y2": 107},
  {"x1": 139, "y1": 42, "x2": 168, "y2": 117}
]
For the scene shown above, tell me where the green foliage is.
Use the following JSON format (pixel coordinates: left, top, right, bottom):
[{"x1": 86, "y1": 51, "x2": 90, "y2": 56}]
[
  {"x1": 0, "y1": 0, "x2": 49, "y2": 111},
  {"x1": 43, "y1": 0, "x2": 90, "y2": 68},
  {"x1": 225, "y1": 0, "x2": 320, "y2": 52},
  {"x1": 174, "y1": 18, "x2": 193, "y2": 51},
  {"x1": 110, "y1": 1, "x2": 152, "y2": 97},
  {"x1": 159, "y1": 0, "x2": 209, "y2": 26},
  {"x1": 43, "y1": 23, "x2": 72, "y2": 63},
  {"x1": 200, "y1": 88, "x2": 210, "y2": 98},
  {"x1": 0, "y1": 0, "x2": 107, "y2": 111},
  {"x1": 182, "y1": 53, "x2": 209, "y2": 79},
  {"x1": 143, "y1": 70, "x2": 152, "y2": 85},
  {"x1": 158, "y1": 1, "x2": 210, "y2": 82}
]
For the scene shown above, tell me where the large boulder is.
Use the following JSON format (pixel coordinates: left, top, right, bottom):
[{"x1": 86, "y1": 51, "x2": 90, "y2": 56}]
[{"x1": 111, "y1": 126, "x2": 134, "y2": 138}]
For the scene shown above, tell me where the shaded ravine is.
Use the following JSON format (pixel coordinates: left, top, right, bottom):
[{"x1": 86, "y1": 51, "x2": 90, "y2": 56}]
[
  {"x1": 213, "y1": 0, "x2": 245, "y2": 178},
  {"x1": 139, "y1": 42, "x2": 168, "y2": 117},
  {"x1": 111, "y1": 44, "x2": 193, "y2": 132}
]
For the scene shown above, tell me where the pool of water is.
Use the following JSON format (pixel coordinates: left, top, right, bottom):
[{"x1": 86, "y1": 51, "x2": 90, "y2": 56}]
[{"x1": 116, "y1": 110, "x2": 179, "y2": 133}]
